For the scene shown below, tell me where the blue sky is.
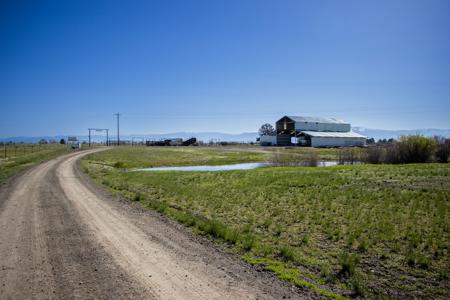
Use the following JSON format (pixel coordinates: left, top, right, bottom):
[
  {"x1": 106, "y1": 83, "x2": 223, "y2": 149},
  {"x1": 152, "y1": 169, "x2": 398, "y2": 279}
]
[{"x1": 1, "y1": 0, "x2": 449, "y2": 136}]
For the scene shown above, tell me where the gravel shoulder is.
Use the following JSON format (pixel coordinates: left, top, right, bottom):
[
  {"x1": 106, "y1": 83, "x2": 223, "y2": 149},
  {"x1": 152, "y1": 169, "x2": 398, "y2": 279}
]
[{"x1": 0, "y1": 149, "x2": 313, "y2": 299}]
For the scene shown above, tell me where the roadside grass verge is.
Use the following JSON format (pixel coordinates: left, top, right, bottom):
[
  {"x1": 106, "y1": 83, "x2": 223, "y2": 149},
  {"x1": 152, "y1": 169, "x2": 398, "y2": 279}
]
[
  {"x1": 0, "y1": 144, "x2": 69, "y2": 183},
  {"x1": 82, "y1": 147, "x2": 450, "y2": 299}
]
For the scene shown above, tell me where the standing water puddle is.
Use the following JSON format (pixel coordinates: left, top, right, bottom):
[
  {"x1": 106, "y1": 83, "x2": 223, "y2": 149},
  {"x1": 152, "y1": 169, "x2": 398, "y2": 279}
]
[
  {"x1": 131, "y1": 161, "x2": 339, "y2": 172},
  {"x1": 132, "y1": 162, "x2": 266, "y2": 172}
]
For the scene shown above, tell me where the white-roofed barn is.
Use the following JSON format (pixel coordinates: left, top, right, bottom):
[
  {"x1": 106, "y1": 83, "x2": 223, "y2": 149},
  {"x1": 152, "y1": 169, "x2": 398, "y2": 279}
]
[{"x1": 265, "y1": 115, "x2": 366, "y2": 147}]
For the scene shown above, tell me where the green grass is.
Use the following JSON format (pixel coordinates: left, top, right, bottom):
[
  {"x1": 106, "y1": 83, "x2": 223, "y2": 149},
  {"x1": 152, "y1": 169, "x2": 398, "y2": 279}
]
[
  {"x1": 85, "y1": 146, "x2": 270, "y2": 168},
  {"x1": 0, "y1": 144, "x2": 70, "y2": 183},
  {"x1": 264, "y1": 146, "x2": 340, "y2": 161},
  {"x1": 82, "y1": 147, "x2": 450, "y2": 299}
]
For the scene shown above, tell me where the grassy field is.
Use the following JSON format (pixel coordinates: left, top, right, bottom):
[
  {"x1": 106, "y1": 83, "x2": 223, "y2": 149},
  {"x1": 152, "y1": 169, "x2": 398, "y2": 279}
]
[
  {"x1": 85, "y1": 145, "x2": 339, "y2": 168},
  {"x1": 89, "y1": 146, "x2": 270, "y2": 168},
  {"x1": 82, "y1": 146, "x2": 450, "y2": 299},
  {"x1": 0, "y1": 144, "x2": 70, "y2": 183}
]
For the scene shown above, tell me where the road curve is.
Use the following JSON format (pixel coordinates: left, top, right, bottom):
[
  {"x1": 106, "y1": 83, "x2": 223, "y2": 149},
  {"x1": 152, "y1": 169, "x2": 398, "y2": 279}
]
[{"x1": 0, "y1": 149, "x2": 312, "y2": 299}]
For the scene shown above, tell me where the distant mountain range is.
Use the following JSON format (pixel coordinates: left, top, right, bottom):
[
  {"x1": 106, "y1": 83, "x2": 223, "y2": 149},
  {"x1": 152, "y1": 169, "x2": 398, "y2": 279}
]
[
  {"x1": 0, "y1": 132, "x2": 258, "y2": 143},
  {"x1": 1, "y1": 128, "x2": 449, "y2": 143},
  {"x1": 351, "y1": 127, "x2": 450, "y2": 141}
]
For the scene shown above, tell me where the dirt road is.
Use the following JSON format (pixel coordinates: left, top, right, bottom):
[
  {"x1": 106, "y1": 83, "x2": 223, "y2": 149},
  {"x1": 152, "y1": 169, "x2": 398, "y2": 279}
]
[{"x1": 0, "y1": 149, "x2": 312, "y2": 299}]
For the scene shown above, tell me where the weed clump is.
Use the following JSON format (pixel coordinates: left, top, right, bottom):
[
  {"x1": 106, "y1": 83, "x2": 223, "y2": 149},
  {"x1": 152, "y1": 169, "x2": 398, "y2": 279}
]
[
  {"x1": 338, "y1": 252, "x2": 360, "y2": 278},
  {"x1": 133, "y1": 192, "x2": 143, "y2": 202},
  {"x1": 113, "y1": 161, "x2": 125, "y2": 168},
  {"x1": 320, "y1": 263, "x2": 335, "y2": 283},
  {"x1": 406, "y1": 250, "x2": 430, "y2": 269},
  {"x1": 239, "y1": 234, "x2": 255, "y2": 251},
  {"x1": 279, "y1": 245, "x2": 295, "y2": 261},
  {"x1": 349, "y1": 273, "x2": 367, "y2": 297}
]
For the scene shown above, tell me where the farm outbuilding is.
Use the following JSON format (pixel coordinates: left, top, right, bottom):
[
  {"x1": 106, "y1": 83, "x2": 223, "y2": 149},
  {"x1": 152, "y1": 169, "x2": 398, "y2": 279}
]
[
  {"x1": 261, "y1": 115, "x2": 366, "y2": 147},
  {"x1": 298, "y1": 131, "x2": 366, "y2": 147}
]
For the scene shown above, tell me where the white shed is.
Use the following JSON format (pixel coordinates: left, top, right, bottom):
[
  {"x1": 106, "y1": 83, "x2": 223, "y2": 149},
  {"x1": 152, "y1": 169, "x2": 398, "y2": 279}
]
[{"x1": 300, "y1": 131, "x2": 366, "y2": 147}]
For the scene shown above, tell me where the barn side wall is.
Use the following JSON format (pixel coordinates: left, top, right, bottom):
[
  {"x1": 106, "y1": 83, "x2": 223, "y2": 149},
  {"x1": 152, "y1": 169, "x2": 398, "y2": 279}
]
[
  {"x1": 295, "y1": 122, "x2": 350, "y2": 132},
  {"x1": 276, "y1": 134, "x2": 292, "y2": 146},
  {"x1": 310, "y1": 137, "x2": 366, "y2": 147}
]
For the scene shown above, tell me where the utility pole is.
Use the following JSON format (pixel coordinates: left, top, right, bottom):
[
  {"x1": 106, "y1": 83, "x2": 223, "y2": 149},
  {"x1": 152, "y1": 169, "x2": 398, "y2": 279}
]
[
  {"x1": 88, "y1": 128, "x2": 109, "y2": 146},
  {"x1": 115, "y1": 113, "x2": 120, "y2": 146}
]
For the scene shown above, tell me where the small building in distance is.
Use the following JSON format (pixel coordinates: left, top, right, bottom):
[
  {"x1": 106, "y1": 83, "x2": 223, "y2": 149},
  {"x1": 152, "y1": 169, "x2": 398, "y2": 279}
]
[
  {"x1": 261, "y1": 115, "x2": 366, "y2": 147},
  {"x1": 67, "y1": 136, "x2": 80, "y2": 149}
]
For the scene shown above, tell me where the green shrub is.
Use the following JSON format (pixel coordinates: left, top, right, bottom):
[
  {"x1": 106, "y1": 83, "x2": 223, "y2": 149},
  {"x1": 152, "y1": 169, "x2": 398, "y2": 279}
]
[
  {"x1": 303, "y1": 152, "x2": 319, "y2": 167},
  {"x1": 384, "y1": 143, "x2": 401, "y2": 164},
  {"x1": 397, "y1": 135, "x2": 436, "y2": 163},
  {"x1": 337, "y1": 148, "x2": 360, "y2": 165},
  {"x1": 362, "y1": 146, "x2": 384, "y2": 164},
  {"x1": 435, "y1": 136, "x2": 450, "y2": 163}
]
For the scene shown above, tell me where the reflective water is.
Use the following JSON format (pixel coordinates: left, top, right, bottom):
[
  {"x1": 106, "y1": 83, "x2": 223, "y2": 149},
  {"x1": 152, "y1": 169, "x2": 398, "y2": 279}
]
[
  {"x1": 132, "y1": 161, "x2": 340, "y2": 172},
  {"x1": 132, "y1": 162, "x2": 267, "y2": 172},
  {"x1": 318, "y1": 161, "x2": 338, "y2": 167}
]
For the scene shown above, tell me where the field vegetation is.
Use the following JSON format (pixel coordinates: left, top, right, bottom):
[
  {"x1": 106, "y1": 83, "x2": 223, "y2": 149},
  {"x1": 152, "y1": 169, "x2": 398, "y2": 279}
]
[
  {"x1": 90, "y1": 146, "x2": 270, "y2": 168},
  {"x1": 344, "y1": 135, "x2": 449, "y2": 165},
  {"x1": 82, "y1": 146, "x2": 450, "y2": 299},
  {"x1": 0, "y1": 144, "x2": 70, "y2": 183}
]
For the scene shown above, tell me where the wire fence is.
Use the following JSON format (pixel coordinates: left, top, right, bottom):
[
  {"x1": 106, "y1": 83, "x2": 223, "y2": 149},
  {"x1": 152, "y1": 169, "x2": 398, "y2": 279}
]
[{"x1": 0, "y1": 143, "x2": 67, "y2": 159}]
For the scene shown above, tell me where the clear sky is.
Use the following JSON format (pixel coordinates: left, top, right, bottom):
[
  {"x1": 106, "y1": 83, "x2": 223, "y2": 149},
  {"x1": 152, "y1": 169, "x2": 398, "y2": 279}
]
[{"x1": 1, "y1": 0, "x2": 449, "y2": 137}]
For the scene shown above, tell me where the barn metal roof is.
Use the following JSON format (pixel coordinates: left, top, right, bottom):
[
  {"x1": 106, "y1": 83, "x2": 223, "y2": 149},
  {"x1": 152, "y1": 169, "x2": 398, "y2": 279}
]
[
  {"x1": 286, "y1": 116, "x2": 348, "y2": 124},
  {"x1": 301, "y1": 131, "x2": 366, "y2": 138}
]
